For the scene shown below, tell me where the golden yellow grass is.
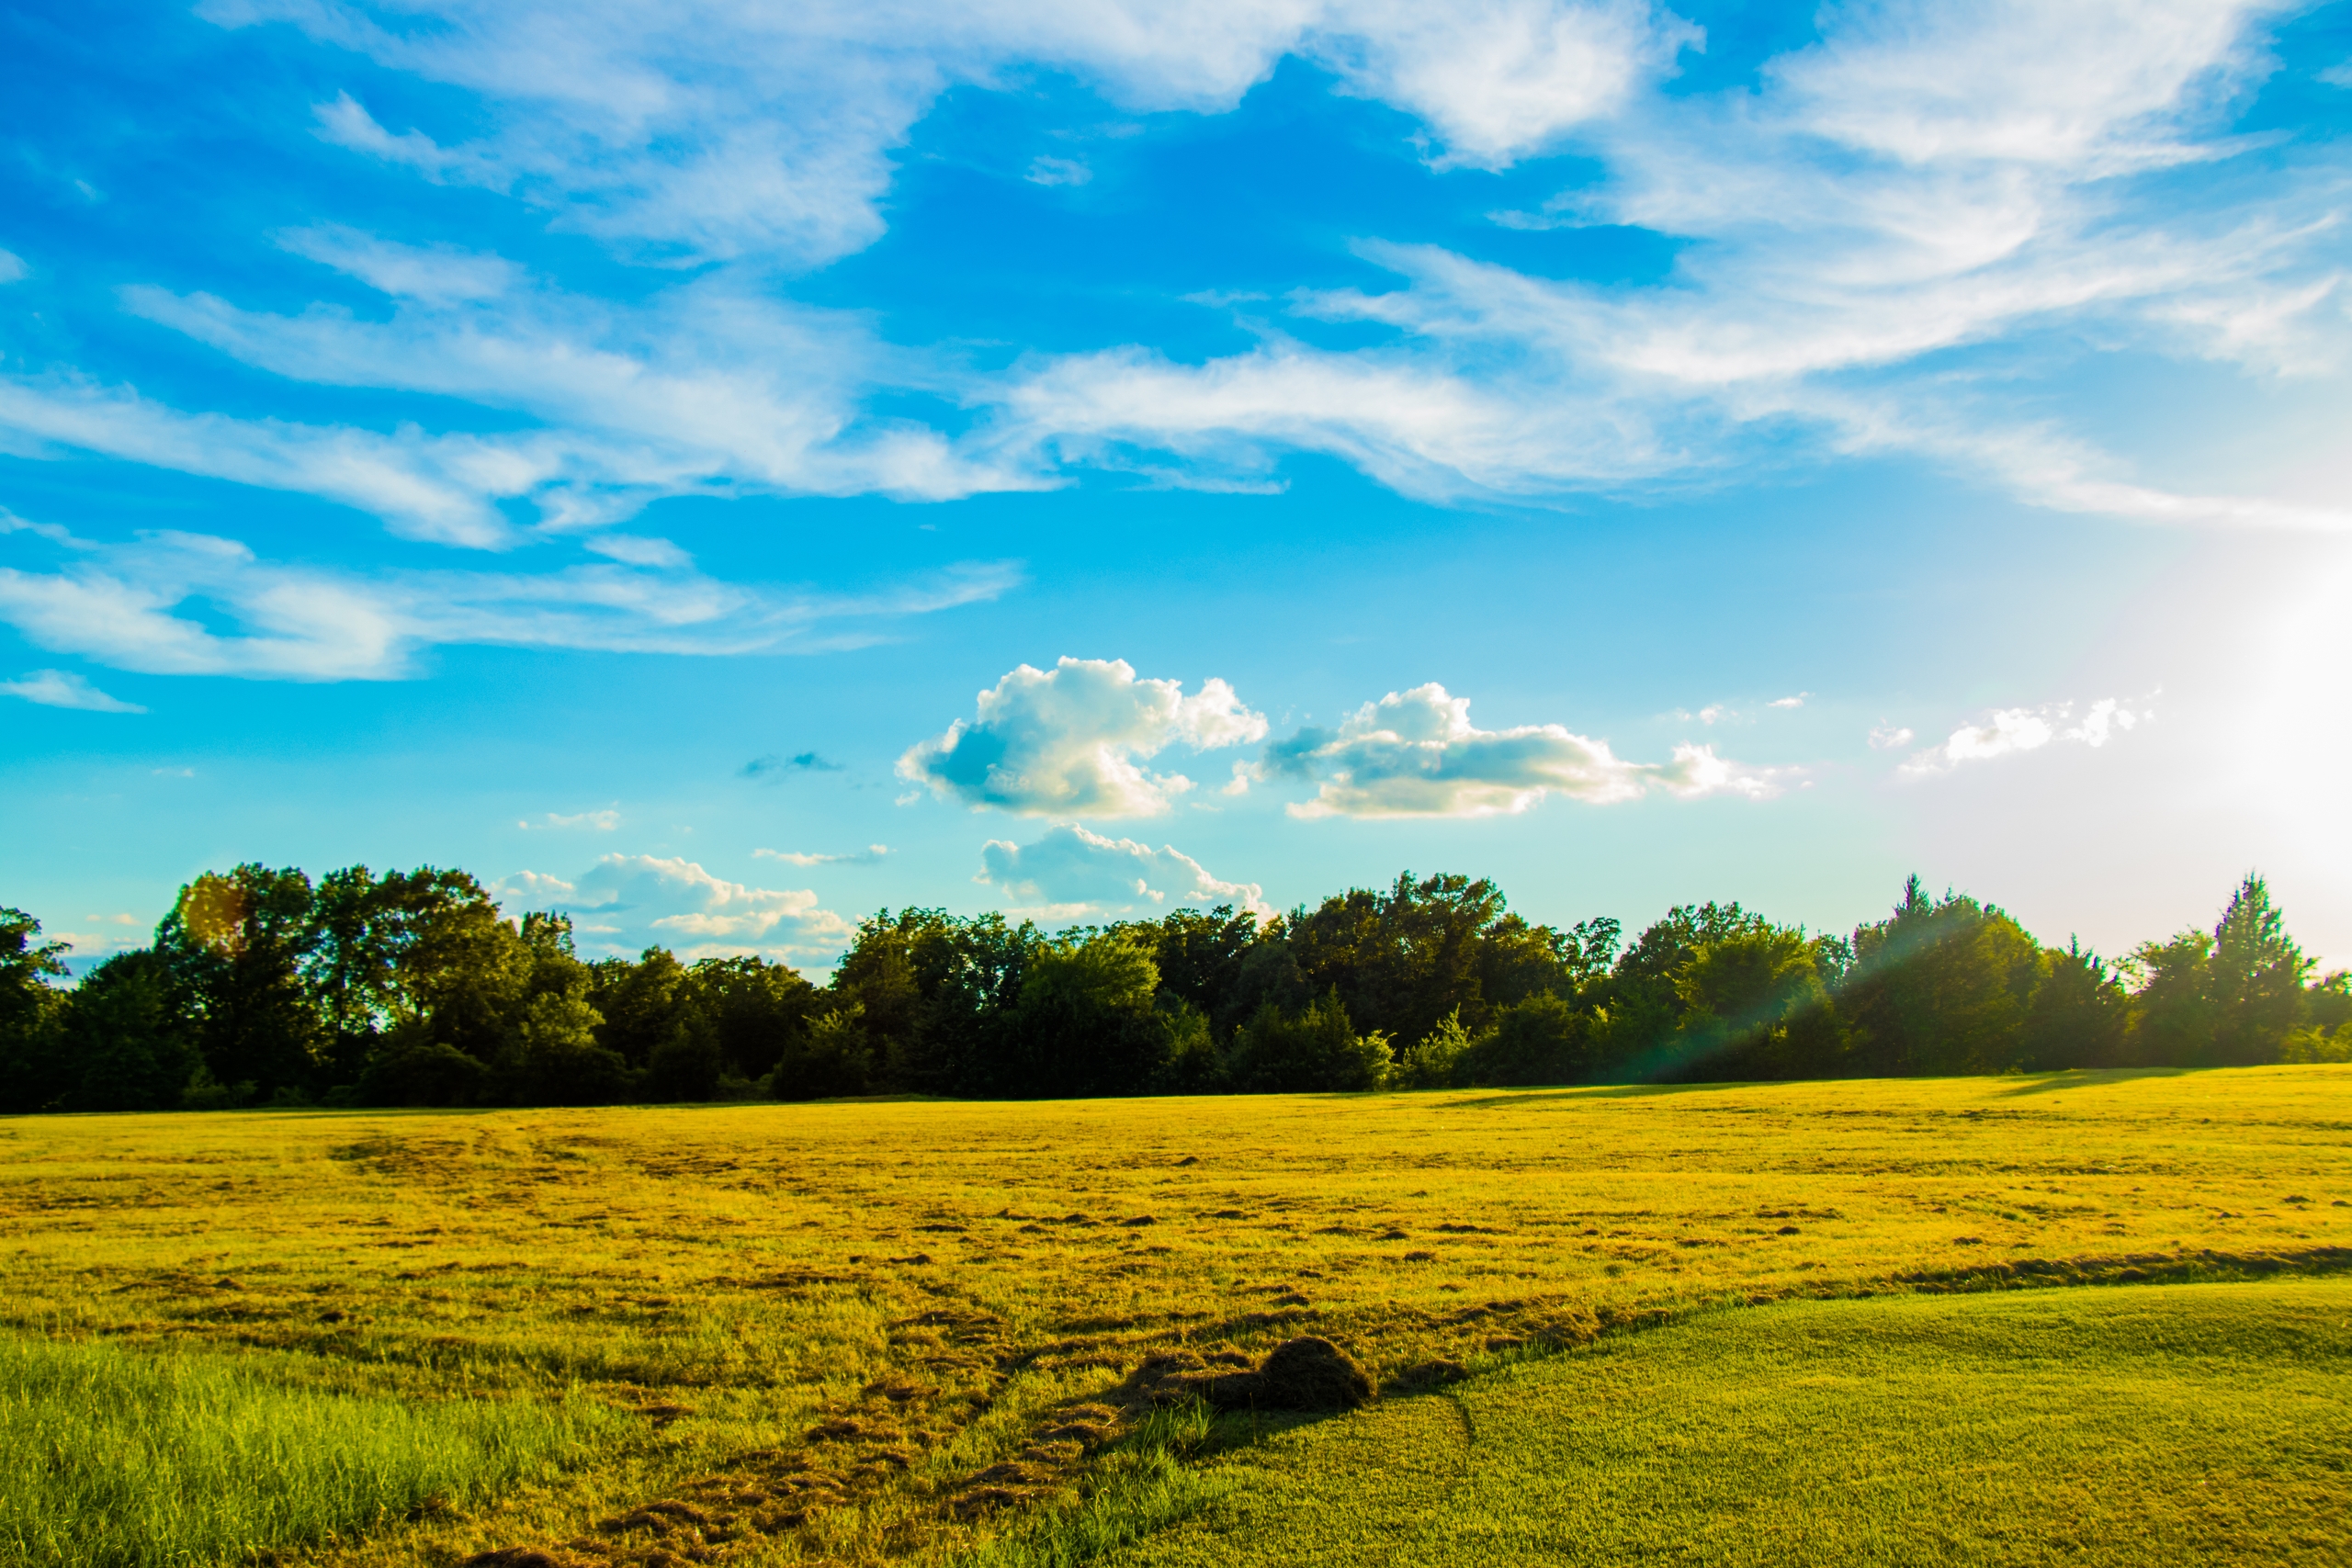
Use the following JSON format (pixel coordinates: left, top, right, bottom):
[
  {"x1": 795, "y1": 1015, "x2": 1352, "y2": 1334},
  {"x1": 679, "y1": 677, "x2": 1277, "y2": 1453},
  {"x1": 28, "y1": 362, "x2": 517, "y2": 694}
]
[{"x1": 4, "y1": 1065, "x2": 2349, "y2": 1566}]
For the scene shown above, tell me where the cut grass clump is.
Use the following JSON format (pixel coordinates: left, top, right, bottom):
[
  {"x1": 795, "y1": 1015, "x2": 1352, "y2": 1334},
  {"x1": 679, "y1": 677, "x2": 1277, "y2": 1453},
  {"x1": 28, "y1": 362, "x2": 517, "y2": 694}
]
[{"x1": 0, "y1": 1332, "x2": 614, "y2": 1568}]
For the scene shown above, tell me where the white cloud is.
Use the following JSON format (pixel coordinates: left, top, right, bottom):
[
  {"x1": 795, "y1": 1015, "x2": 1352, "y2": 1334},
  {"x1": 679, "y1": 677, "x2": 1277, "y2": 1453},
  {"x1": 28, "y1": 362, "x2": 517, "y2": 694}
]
[
  {"x1": 1900, "y1": 694, "x2": 2154, "y2": 775},
  {"x1": 495, "y1": 853, "x2": 854, "y2": 964},
  {"x1": 49, "y1": 0, "x2": 2343, "y2": 539},
  {"x1": 0, "y1": 669, "x2": 145, "y2": 713},
  {"x1": 1868, "y1": 722, "x2": 1915, "y2": 750},
  {"x1": 899, "y1": 657, "x2": 1268, "y2": 817},
  {"x1": 1261, "y1": 682, "x2": 1787, "y2": 817},
  {"x1": 1025, "y1": 155, "x2": 1092, "y2": 187},
  {"x1": 0, "y1": 525, "x2": 1017, "y2": 681},
  {"x1": 521, "y1": 807, "x2": 620, "y2": 830},
  {"x1": 493, "y1": 869, "x2": 577, "y2": 903},
  {"x1": 977, "y1": 823, "x2": 1272, "y2": 922},
  {"x1": 1768, "y1": 694, "x2": 1806, "y2": 709},
  {"x1": 969, "y1": 3, "x2": 2352, "y2": 527},
  {"x1": 0, "y1": 250, "x2": 26, "y2": 285},
  {"x1": 0, "y1": 370, "x2": 534, "y2": 547},
  {"x1": 278, "y1": 223, "x2": 521, "y2": 303},
  {"x1": 205, "y1": 1, "x2": 1690, "y2": 266},
  {"x1": 116, "y1": 265, "x2": 1050, "y2": 534},
  {"x1": 755, "y1": 844, "x2": 889, "y2": 866},
  {"x1": 1311, "y1": 0, "x2": 1696, "y2": 170}
]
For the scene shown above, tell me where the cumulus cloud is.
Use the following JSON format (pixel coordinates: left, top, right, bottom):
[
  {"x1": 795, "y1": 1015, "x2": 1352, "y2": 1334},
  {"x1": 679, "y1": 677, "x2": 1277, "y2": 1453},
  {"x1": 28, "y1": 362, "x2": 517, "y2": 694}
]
[
  {"x1": 899, "y1": 657, "x2": 1268, "y2": 817},
  {"x1": 1900, "y1": 695, "x2": 2154, "y2": 775},
  {"x1": 1768, "y1": 694, "x2": 1806, "y2": 709},
  {"x1": 0, "y1": 669, "x2": 145, "y2": 713},
  {"x1": 1868, "y1": 723, "x2": 1915, "y2": 750},
  {"x1": 0, "y1": 523, "x2": 1016, "y2": 680},
  {"x1": 1261, "y1": 682, "x2": 1788, "y2": 817},
  {"x1": 977, "y1": 823, "x2": 1271, "y2": 922},
  {"x1": 495, "y1": 853, "x2": 854, "y2": 964}
]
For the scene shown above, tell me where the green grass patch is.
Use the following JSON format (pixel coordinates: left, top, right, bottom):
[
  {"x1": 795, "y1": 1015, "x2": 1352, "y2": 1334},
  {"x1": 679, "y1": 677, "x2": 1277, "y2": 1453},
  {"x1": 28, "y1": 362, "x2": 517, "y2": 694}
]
[
  {"x1": 0, "y1": 1332, "x2": 616, "y2": 1568},
  {"x1": 952, "y1": 1404, "x2": 1238, "y2": 1568},
  {"x1": 1112, "y1": 1278, "x2": 2352, "y2": 1567}
]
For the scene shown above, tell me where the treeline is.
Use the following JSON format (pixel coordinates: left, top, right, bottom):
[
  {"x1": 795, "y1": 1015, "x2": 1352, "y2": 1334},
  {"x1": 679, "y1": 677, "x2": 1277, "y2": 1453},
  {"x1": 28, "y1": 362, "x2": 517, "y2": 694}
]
[{"x1": 2, "y1": 866, "x2": 2346, "y2": 1114}]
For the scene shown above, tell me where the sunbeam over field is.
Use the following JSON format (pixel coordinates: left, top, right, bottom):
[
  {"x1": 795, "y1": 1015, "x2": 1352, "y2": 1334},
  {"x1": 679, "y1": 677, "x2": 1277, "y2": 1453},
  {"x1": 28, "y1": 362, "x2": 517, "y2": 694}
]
[{"x1": 3, "y1": 1066, "x2": 2349, "y2": 1565}]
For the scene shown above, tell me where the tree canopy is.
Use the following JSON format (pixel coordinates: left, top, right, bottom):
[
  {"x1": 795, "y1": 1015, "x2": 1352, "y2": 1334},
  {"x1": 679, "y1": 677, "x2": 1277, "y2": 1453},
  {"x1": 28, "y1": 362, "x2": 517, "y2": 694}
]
[{"x1": 1, "y1": 865, "x2": 2343, "y2": 1114}]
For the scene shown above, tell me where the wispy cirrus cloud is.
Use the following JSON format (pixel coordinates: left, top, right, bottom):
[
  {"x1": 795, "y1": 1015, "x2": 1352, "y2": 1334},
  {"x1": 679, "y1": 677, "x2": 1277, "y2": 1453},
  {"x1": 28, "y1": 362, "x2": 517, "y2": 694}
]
[
  {"x1": 207, "y1": 0, "x2": 1693, "y2": 265},
  {"x1": 970, "y1": 1, "x2": 2352, "y2": 526},
  {"x1": 755, "y1": 843, "x2": 889, "y2": 866},
  {"x1": 0, "y1": 669, "x2": 145, "y2": 713},
  {"x1": 117, "y1": 249, "x2": 1050, "y2": 535},
  {"x1": 520, "y1": 807, "x2": 621, "y2": 830},
  {"x1": 11, "y1": 0, "x2": 2339, "y2": 637},
  {"x1": 0, "y1": 522, "x2": 1018, "y2": 680}
]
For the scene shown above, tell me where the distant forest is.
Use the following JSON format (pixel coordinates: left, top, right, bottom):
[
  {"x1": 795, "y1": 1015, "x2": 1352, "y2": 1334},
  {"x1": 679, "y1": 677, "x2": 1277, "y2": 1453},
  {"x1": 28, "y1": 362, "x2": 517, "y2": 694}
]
[{"x1": 3, "y1": 867, "x2": 2347, "y2": 1114}]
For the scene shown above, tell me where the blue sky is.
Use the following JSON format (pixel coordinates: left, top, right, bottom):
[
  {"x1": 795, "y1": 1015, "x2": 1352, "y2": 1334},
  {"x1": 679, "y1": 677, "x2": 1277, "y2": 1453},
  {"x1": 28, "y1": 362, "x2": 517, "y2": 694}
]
[{"x1": 6, "y1": 0, "x2": 2352, "y2": 973}]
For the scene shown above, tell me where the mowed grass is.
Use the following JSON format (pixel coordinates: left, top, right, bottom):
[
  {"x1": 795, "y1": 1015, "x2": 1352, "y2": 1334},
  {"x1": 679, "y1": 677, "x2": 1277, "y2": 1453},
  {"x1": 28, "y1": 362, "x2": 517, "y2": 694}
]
[
  {"x1": 1, "y1": 1066, "x2": 2349, "y2": 1565},
  {"x1": 1110, "y1": 1278, "x2": 2352, "y2": 1568},
  {"x1": 0, "y1": 1331, "x2": 612, "y2": 1568}
]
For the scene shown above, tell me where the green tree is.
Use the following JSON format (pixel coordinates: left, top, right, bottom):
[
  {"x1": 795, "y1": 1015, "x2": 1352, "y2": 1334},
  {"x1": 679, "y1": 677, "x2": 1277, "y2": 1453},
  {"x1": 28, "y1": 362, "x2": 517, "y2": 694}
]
[
  {"x1": 1007, "y1": 930, "x2": 1177, "y2": 1097},
  {"x1": 1459, "y1": 992, "x2": 1590, "y2": 1086},
  {"x1": 1394, "y1": 1007, "x2": 1474, "y2": 1089},
  {"x1": 2123, "y1": 875, "x2": 2313, "y2": 1066},
  {"x1": 690, "y1": 954, "x2": 820, "y2": 1083},
  {"x1": 1286, "y1": 872, "x2": 1552, "y2": 1047},
  {"x1": 2207, "y1": 875, "x2": 2311, "y2": 1065},
  {"x1": 1590, "y1": 902, "x2": 1768, "y2": 1076},
  {"x1": 0, "y1": 908, "x2": 70, "y2": 1112},
  {"x1": 1839, "y1": 877, "x2": 2041, "y2": 1076},
  {"x1": 2017, "y1": 940, "x2": 2130, "y2": 1070},
  {"x1": 54, "y1": 950, "x2": 200, "y2": 1111},
  {"x1": 155, "y1": 866, "x2": 327, "y2": 1100},
  {"x1": 1127, "y1": 906, "x2": 1261, "y2": 1041},
  {"x1": 1670, "y1": 924, "x2": 1840, "y2": 1080},
  {"x1": 830, "y1": 908, "x2": 1037, "y2": 1095},
  {"x1": 769, "y1": 1002, "x2": 876, "y2": 1100},
  {"x1": 1226, "y1": 990, "x2": 1391, "y2": 1092}
]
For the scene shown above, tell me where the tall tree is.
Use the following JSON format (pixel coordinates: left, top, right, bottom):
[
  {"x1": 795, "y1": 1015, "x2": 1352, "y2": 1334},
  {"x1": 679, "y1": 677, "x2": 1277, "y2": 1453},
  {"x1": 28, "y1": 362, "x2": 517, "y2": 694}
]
[
  {"x1": 2206, "y1": 875, "x2": 2311, "y2": 1066},
  {"x1": 1839, "y1": 877, "x2": 2041, "y2": 1077},
  {"x1": 53, "y1": 950, "x2": 201, "y2": 1111},
  {"x1": 0, "y1": 908, "x2": 70, "y2": 1112},
  {"x1": 154, "y1": 866, "x2": 326, "y2": 1099}
]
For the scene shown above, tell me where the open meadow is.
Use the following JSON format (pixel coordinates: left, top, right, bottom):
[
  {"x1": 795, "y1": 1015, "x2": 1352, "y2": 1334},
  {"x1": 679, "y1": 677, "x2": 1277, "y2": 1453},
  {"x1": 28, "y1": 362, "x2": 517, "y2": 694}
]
[{"x1": 5, "y1": 1066, "x2": 2350, "y2": 1567}]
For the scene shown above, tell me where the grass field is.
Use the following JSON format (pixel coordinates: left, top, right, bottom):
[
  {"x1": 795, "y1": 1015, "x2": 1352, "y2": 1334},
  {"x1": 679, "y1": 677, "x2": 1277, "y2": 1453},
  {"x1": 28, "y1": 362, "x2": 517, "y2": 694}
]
[
  {"x1": 0, "y1": 1332, "x2": 612, "y2": 1568},
  {"x1": 2, "y1": 1066, "x2": 2349, "y2": 1566},
  {"x1": 1110, "y1": 1279, "x2": 2352, "y2": 1567}
]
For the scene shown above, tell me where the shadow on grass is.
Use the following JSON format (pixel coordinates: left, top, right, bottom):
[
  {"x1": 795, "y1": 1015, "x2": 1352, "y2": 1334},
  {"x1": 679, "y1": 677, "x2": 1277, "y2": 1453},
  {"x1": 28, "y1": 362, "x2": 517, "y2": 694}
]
[
  {"x1": 1439, "y1": 1080, "x2": 1758, "y2": 1109},
  {"x1": 1993, "y1": 1068, "x2": 2191, "y2": 1099}
]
